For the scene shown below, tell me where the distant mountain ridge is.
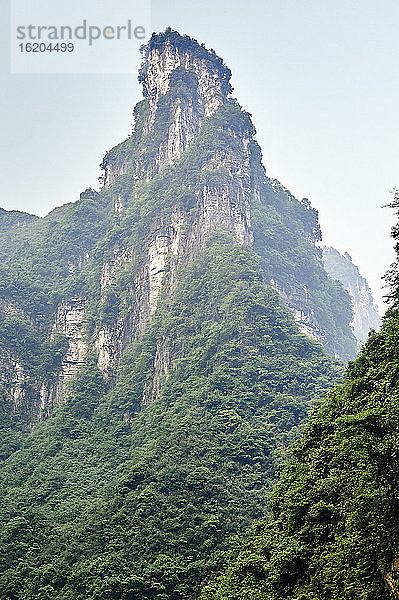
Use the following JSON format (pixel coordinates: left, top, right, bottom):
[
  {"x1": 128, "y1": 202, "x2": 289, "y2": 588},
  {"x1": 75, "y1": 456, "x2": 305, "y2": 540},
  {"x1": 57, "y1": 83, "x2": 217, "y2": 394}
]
[
  {"x1": 0, "y1": 207, "x2": 38, "y2": 229},
  {"x1": 322, "y1": 246, "x2": 381, "y2": 345}
]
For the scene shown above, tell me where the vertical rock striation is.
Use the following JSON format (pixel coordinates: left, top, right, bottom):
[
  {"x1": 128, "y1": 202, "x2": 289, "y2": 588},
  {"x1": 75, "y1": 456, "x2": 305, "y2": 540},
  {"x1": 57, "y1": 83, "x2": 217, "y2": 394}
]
[
  {"x1": 322, "y1": 246, "x2": 381, "y2": 346},
  {"x1": 0, "y1": 29, "x2": 357, "y2": 423}
]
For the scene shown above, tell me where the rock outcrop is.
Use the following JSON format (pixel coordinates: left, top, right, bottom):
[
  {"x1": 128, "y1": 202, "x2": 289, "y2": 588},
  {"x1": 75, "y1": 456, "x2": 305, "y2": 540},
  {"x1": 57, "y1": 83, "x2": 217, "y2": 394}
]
[
  {"x1": 0, "y1": 30, "x2": 358, "y2": 425},
  {"x1": 322, "y1": 246, "x2": 381, "y2": 345}
]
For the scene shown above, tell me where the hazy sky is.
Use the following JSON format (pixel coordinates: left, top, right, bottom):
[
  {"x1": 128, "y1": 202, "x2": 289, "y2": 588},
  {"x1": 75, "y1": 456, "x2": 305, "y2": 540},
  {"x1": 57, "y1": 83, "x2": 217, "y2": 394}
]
[{"x1": 1, "y1": 0, "x2": 398, "y2": 311}]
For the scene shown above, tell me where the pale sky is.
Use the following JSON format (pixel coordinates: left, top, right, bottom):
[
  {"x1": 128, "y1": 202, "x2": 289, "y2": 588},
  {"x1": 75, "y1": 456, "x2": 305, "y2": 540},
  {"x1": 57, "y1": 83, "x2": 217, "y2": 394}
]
[{"x1": 1, "y1": 0, "x2": 398, "y2": 311}]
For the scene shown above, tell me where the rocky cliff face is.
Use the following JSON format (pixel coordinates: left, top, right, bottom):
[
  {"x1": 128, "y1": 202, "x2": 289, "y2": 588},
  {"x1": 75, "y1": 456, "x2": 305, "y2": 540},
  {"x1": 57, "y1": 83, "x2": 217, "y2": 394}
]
[
  {"x1": 90, "y1": 33, "x2": 255, "y2": 381},
  {"x1": 101, "y1": 34, "x2": 232, "y2": 188},
  {"x1": 0, "y1": 30, "x2": 361, "y2": 598},
  {"x1": 0, "y1": 30, "x2": 357, "y2": 426},
  {"x1": 322, "y1": 246, "x2": 381, "y2": 345}
]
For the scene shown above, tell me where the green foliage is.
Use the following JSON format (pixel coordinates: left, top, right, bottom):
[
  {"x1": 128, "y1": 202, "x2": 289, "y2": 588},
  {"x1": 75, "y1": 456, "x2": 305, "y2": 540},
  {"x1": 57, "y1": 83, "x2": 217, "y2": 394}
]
[
  {"x1": 0, "y1": 32, "x2": 360, "y2": 600},
  {"x1": 100, "y1": 98, "x2": 149, "y2": 176},
  {"x1": 0, "y1": 317, "x2": 67, "y2": 378},
  {"x1": 0, "y1": 241, "x2": 341, "y2": 600},
  {"x1": 0, "y1": 207, "x2": 37, "y2": 230},
  {"x1": 252, "y1": 178, "x2": 357, "y2": 360},
  {"x1": 322, "y1": 246, "x2": 381, "y2": 344},
  {"x1": 203, "y1": 307, "x2": 399, "y2": 600},
  {"x1": 139, "y1": 28, "x2": 233, "y2": 96}
]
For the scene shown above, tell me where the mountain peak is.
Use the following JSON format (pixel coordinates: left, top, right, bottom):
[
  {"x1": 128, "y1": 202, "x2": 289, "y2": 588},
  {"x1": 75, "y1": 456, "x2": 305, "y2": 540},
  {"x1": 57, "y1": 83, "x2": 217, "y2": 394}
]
[
  {"x1": 138, "y1": 28, "x2": 233, "y2": 118},
  {"x1": 101, "y1": 30, "x2": 236, "y2": 187}
]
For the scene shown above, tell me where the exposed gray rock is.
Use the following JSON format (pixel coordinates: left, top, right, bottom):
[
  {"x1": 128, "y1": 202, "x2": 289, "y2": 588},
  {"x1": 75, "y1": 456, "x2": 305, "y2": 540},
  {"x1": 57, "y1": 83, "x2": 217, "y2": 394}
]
[
  {"x1": 322, "y1": 246, "x2": 381, "y2": 345},
  {"x1": 1, "y1": 32, "x2": 358, "y2": 423}
]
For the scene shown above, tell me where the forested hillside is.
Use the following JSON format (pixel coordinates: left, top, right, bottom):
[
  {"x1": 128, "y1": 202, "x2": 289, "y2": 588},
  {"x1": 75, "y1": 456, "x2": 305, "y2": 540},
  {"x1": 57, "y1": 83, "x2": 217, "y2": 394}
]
[
  {"x1": 0, "y1": 239, "x2": 342, "y2": 599},
  {"x1": 0, "y1": 30, "x2": 362, "y2": 600},
  {"x1": 205, "y1": 195, "x2": 399, "y2": 600}
]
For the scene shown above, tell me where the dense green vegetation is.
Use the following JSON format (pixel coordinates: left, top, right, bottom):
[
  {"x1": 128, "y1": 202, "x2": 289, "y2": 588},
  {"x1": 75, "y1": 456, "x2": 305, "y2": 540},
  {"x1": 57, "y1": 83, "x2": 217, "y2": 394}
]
[
  {"x1": 0, "y1": 29, "x2": 362, "y2": 600},
  {"x1": 252, "y1": 179, "x2": 356, "y2": 360},
  {"x1": 0, "y1": 208, "x2": 37, "y2": 230},
  {"x1": 203, "y1": 198, "x2": 399, "y2": 600},
  {"x1": 0, "y1": 241, "x2": 342, "y2": 600},
  {"x1": 0, "y1": 31, "x2": 355, "y2": 369}
]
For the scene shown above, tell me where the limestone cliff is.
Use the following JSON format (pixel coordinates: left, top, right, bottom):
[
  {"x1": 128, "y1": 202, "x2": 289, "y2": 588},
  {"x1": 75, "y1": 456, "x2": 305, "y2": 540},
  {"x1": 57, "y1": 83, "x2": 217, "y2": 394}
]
[
  {"x1": 322, "y1": 246, "x2": 381, "y2": 345},
  {"x1": 94, "y1": 30, "x2": 355, "y2": 376},
  {"x1": 0, "y1": 29, "x2": 357, "y2": 425}
]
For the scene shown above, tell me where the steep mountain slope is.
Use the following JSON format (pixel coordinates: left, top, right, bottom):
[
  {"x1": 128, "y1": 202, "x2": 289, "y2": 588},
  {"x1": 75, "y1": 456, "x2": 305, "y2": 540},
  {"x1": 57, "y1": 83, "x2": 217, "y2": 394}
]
[
  {"x1": 0, "y1": 241, "x2": 342, "y2": 600},
  {"x1": 0, "y1": 208, "x2": 38, "y2": 260},
  {"x1": 0, "y1": 31, "x2": 356, "y2": 432},
  {"x1": 205, "y1": 200, "x2": 399, "y2": 600},
  {"x1": 0, "y1": 29, "x2": 356, "y2": 600},
  {"x1": 323, "y1": 246, "x2": 381, "y2": 345}
]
